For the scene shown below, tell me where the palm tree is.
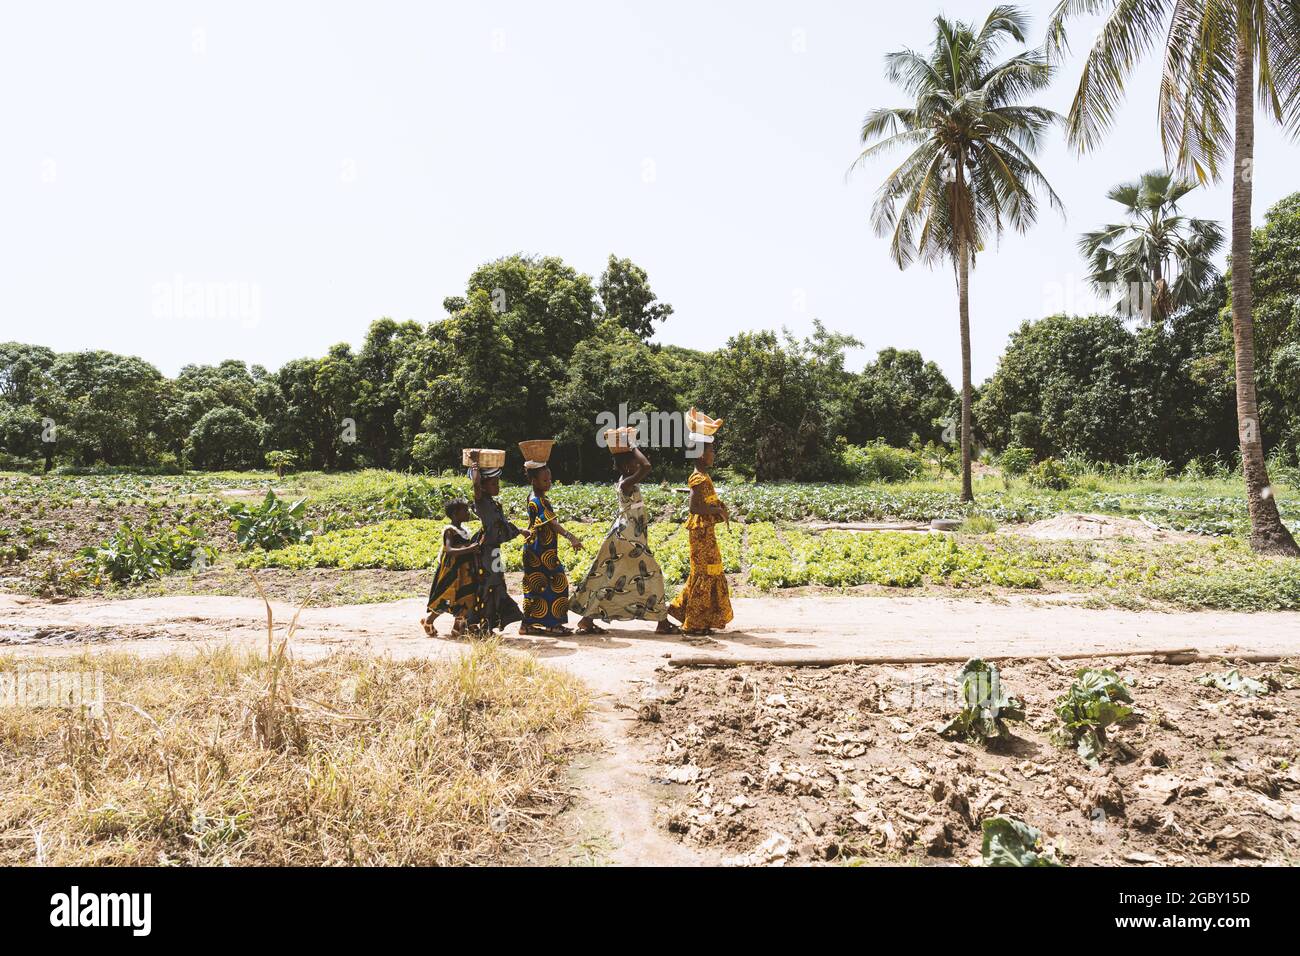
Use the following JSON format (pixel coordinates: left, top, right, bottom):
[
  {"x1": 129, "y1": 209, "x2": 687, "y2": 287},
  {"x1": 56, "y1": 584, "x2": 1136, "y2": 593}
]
[
  {"x1": 1047, "y1": 0, "x2": 1300, "y2": 556},
  {"x1": 852, "y1": 5, "x2": 1063, "y2": 503},
  {"x1": 1080, "y1": 170, "x2": 1224, "y2": 325}
]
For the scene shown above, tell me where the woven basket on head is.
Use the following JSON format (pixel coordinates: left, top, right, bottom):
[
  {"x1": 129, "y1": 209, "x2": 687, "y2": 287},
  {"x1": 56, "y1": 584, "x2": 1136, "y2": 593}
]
[
  {"x1": 462, "y1": 448, "x2": 506, "y2": 468},
  {"x1": 603, "y1": 427, "x2": 637, "y2": 453},
  {"x1": 517, "y1": 439, "x2": 555, "y2": 464}
]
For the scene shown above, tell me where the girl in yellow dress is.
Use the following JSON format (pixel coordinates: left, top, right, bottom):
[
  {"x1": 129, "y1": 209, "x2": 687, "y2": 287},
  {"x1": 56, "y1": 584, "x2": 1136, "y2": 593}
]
[{"x1": 668, "y1": 411, "x2": 733, "y2": 635}]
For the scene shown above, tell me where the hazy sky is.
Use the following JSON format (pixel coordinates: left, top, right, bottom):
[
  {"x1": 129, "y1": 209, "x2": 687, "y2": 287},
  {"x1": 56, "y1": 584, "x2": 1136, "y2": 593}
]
[{"x1": 2, "y1": 1, "x2": 1296, "y2": 386}]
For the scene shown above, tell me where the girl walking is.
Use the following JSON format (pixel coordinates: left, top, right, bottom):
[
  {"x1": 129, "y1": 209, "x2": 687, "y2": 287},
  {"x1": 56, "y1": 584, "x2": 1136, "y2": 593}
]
[
  {"x1": 667, "y1": 409, "x2": 733, "y2": 636},
  {"x1": 519, "y1": 441, "x2": 584, "y2": 637},
  {"x1": 421, "y1": 497, "x2": 481, "y2": 638},
  {"x1": 467, "y1": 451, "x2": 526, "y2": 632},
  {"x1": 572, "y1": 430, "x2": 679, "y2": 635}
]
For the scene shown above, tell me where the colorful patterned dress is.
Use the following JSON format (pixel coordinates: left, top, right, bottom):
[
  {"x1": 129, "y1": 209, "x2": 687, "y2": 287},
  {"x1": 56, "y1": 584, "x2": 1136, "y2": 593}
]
[
  {"x1": 523, "y1": 492, "x2": 570, "y2": 628},
  {"x1": 668, "y1": 471, "x2": 733, "y2": 630},
  {"x1": 426, "y1": 524, "x2": 480, "y2": 621},
  {"x1": 469, "y1": 492, "x2": 524, "y2": 631},
  {"x1": 571, "y1": 481, "x2": 667, "y2": 622}
]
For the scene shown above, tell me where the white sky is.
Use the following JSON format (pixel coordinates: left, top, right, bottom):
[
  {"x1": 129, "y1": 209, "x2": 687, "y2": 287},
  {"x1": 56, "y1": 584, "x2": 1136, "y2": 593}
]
[{"x1": 1, "y1": 0, "x2": 1296, "y2": 386}]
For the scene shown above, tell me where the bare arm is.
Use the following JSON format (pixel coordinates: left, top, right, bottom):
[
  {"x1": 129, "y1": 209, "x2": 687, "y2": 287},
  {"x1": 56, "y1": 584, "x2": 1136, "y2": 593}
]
[
  {"x1": 443, "y1": 528, "x2": 480, "y2": 556},
  {"x1": 547, "y1": 517, "x2": 583, "y2": 550},
  {"x1": 620, "y1": 447, "x2": 652, "y2": 494}
]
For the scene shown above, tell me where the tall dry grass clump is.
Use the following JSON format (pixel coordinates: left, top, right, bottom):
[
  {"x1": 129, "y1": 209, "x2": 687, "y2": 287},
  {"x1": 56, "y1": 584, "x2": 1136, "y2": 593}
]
[{"x1": 0, "y1": 633, "x2": 589, "y2": 865}]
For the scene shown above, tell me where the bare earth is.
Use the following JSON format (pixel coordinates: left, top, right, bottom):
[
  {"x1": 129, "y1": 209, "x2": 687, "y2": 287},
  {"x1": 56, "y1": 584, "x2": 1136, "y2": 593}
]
[{"x1": 2, "y1": 592, "x2": 1298, "y2": 866}]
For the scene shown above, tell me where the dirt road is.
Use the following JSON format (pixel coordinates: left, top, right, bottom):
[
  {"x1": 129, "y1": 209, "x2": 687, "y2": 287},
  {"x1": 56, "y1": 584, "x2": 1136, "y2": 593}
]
[
  {"x1": 3, "y1": 592, "x2": 1297, "y2": 865},
  {"x1": 4, "y1": 592, "x2": 1296, "y2": 688}
]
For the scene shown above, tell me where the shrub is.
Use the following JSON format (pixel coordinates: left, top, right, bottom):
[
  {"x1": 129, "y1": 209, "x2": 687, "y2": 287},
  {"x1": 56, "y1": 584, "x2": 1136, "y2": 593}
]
[
  {"x1": 1120, "y1": 454, "x2": 1172, "y2": 481},
  {"x1": 1028, "y1": 457, "x2": 1071, "y2": 490},
  {"x1": 228, "y1": 490, "x2": 313, "y2": 550},
  {"x1": 999, "y1": 445, "x2": 1034, "y2": 476},
  {"x1": 81, "y1": 522, "x2": 215, "y2": 586},
  {"x1": 840, "y1": 441, "x2": 925, "y2": 483},
  {"x1": 187, "y1": 407, "x2": 264, "y2": 470},
  {"x1": 265, "y1": 450, "x2": 297, "y2": 477},
  {"x1": 959, "y1": 515, "x2": 999, "y2": 535}
]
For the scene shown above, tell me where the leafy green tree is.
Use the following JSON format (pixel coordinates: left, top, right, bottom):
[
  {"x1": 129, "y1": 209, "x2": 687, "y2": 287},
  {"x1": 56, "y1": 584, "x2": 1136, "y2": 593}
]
[
  {"x1": 597, "y1": 255, "x2": 674, "y2": 339},
  {"x1": 399, "y1": 290, "x2": 527, "y2": 472},
  {"x1": 976, "y1": 311, "x2": 1236, "y2": 465},
  {"x1": 462, "y1": 254, "x2": 599, "y2": 445},
  {"x1": 1079, "y1": 171, "x2": 1224, "y2": 325},
  {"x1": 314, "y1": 343, "x2": 361, "y2": 468},
  {"x1": 977, "y1": 314, "x2": 1152, "y2": 460},
  {"x1": 48, "y1": 351, "x2": 166, "y2": 466},
  {"x1": 854, "y1": 5, "x2": 1063, "y2": 502},
  {"x1": 1047, "y1": 0, "x2": 1300, "y2": 554},
  {"x1": 0, "y1": 343, "x2": 58, "y2": 469},
  {"x1": 698, "y1": 323, "x2": 860, "y2": 480},
  {"x1": 159, "y1": 360, "x2": 264, "y2": 459},
  {"x1": 846, "y1": 348, "x2": 957, "y2": 448},
  {"x1": 657, "y1": 344, "x2": 709, "y2": 411},
  {"x1": 552, "y1": 322, "x2": 679, "y2": 478},
  {"x1": 187, "y1": 406, "x2": 265, "y2": 469},
  {"x1": 354, "y1": 317, "x2": 424, "y2": 468}
]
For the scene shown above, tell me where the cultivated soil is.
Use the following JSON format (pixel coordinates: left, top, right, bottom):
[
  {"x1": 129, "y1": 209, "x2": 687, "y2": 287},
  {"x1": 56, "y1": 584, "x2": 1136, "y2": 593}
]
[{"x1": 633, "y1": 657, "x2": 1300, "y2": 866}]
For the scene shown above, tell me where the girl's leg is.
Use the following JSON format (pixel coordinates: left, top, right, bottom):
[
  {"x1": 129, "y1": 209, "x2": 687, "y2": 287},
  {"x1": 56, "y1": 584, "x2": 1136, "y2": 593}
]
[
  {"x1": 420, "y1": 613, "x2": 437, "y2": 637},
  {"x1": 576, "y1": 615, "x2": 607, "y2": 634}
]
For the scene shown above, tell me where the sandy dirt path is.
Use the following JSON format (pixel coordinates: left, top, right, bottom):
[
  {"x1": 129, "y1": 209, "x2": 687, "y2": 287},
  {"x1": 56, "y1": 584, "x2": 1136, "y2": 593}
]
[{"x1": 3, "y1": 592, "x2": 1298, "y2": 865}]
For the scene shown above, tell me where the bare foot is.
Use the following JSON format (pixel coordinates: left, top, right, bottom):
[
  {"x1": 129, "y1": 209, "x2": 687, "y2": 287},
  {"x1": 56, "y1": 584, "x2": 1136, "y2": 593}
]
[{"x1": 420, "y1": 615, "x2": 436, "y2": 638}]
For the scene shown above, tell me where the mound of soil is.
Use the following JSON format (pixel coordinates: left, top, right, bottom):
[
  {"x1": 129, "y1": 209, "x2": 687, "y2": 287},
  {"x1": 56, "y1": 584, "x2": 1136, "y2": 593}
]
[
  {"x1": 632, "y1": 657, "x2": 1300, "y2": 866},
  {"x1": 1012, "y1": 513, "x2": 1188, "y2": 542}
]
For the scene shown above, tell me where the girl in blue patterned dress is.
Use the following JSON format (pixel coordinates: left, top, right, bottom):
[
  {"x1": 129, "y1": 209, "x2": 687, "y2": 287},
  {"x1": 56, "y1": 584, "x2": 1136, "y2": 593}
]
[{"x1": 520, "y1": 463, "x2": 584, "y2": 636}]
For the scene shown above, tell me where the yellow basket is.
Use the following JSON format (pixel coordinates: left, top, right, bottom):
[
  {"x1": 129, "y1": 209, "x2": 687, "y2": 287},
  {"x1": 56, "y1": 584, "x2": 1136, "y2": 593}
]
[
  {"x1": 462, "y1": 448, "x2": 506, "y2": 468},
  {"x1": 686, "y1": 407, "x2": 723, "y2": 436}
]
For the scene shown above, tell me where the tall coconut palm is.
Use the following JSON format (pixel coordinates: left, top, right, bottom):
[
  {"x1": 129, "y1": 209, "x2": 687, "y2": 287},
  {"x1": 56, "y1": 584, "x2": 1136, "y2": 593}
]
[
  {"x1": 852, "y1": 5, "x2": 1063, "y2": 503},
  {"x1": 1047, "y1": 0, "x2": 1300, "y2": 556},
  {"x1": 1080, "y1": 170, "x2": 1225, "y2": 325}
]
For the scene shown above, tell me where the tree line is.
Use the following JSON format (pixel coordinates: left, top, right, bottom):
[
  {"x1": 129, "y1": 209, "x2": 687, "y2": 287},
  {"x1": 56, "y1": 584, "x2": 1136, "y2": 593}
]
[{"x1": 1, "y1": 193, "x2": 1297, "y2": 484}]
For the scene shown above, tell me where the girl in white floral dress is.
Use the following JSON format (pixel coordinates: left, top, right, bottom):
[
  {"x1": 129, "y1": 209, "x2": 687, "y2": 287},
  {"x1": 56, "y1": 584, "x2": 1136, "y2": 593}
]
[{"x1": 572, "y1": 445, "x2": 680, "y2": 635}]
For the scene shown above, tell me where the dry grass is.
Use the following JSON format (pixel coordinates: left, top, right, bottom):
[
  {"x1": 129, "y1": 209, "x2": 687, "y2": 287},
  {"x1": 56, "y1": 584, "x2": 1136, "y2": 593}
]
[{"x1": 0, "y1": 639, "x2": 590, "y2": 865}]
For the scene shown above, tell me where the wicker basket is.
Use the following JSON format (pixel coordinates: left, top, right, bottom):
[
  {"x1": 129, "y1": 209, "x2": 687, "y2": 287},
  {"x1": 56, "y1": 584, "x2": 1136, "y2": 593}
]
[
  {"x1": 603, "y1": 427, "x2": 637, "y2": 453},
  {"x1": 462, "y1": 448, "x2": 506, "y2": 468},
  {"x1": 517, "y1": 439, "x2": 554, "y2": 464}
]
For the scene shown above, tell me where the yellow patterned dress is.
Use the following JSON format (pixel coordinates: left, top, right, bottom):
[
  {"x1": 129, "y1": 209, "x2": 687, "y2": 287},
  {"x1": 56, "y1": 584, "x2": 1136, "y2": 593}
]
[
  {"x1": 523, "y1": 492, "x2": 570, "y2": 628},
  {"x1": 426, "y1": 524, "x2": 481, "y2": 621},
  {"x1": 668, "y1": 471, "x2": 733, "y2": 630}
]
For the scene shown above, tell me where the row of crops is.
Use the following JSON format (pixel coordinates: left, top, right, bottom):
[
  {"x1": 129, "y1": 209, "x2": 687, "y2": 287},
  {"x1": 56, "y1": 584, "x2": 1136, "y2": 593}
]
[{"x1": 235, "y1": 517, "x2": 1300, "y2": 609}]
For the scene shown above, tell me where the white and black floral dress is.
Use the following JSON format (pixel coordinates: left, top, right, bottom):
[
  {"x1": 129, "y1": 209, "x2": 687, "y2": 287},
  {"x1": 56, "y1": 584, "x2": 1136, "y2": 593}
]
[{"x1": 570, "y1": 481, "x2": 667, "y2": 622}]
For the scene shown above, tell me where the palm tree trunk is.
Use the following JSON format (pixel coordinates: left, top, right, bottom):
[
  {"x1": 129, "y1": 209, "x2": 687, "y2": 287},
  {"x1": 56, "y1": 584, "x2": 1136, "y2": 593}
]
[
  {"x1": 1230, "y1": 31, "x2": 1299, "y2": 556},
  {"x1": 957, "y1": 233, "x2": 974, "y2": 504}
]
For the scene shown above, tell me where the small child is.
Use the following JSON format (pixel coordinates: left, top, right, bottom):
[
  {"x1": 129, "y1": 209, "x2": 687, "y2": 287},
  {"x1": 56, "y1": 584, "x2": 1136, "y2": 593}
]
[{"x1": 421, "y1": 498, "x2": 482, "y2": 638}]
